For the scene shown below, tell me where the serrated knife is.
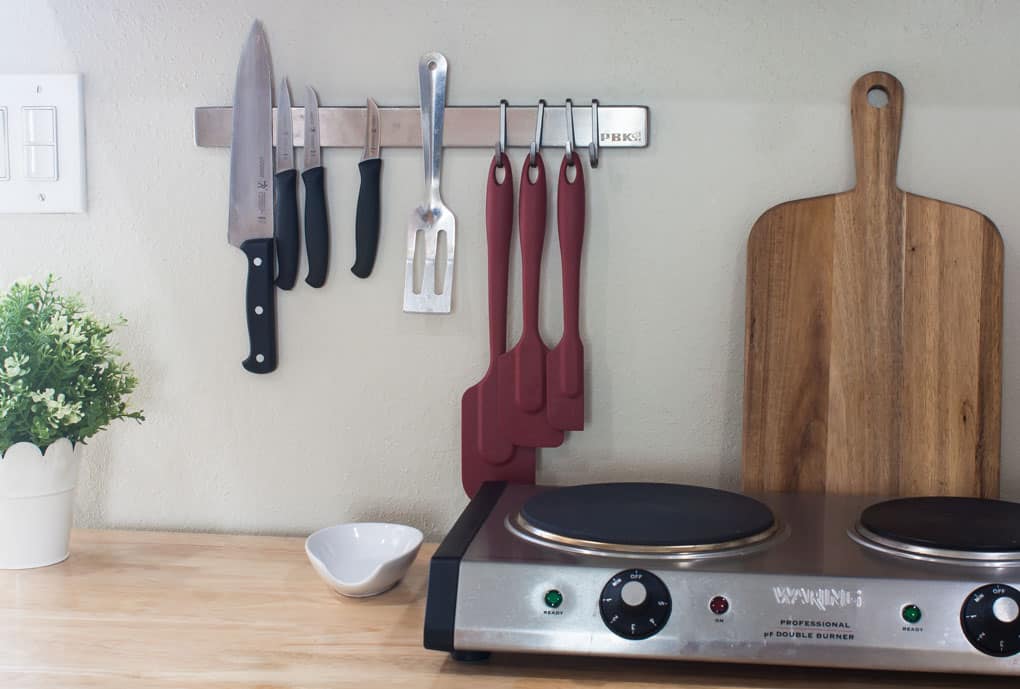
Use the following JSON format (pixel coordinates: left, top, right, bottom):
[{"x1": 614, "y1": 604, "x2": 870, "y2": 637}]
[
  {"x1": 351, "y1": 97, "x2": 382, "y2": 278},
  {"x1": 274, "y1": 77, "x2": 299, "y2": 290},
  {"x1": 228, "y1": 20, "x2": 277, "y2": 374},
  {"x1": 302, "y1": 86, "x2": 329, "y2": 287}
]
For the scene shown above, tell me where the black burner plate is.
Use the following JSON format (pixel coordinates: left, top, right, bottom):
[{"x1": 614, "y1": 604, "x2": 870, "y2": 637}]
[
  {"x1": 519, "y1": 483, "x2": 775, "y2": 547},
  {"x1": 860, "y1": 497, "x2": 1020, "y2": 552}
]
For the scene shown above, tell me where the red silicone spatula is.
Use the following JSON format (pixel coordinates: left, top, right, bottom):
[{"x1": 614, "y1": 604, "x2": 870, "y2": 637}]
[
  {"x1": 461, "y1": 153, "x2": 536, "y2": 497},
  {"x1": 495, "y1": 153, "x2": 564, "y2": 448},
  {"x1": 546, "y1": 152, "x2": 585, "y2": 430}
]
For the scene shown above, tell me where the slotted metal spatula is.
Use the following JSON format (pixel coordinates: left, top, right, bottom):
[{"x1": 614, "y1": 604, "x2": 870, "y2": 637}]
[{"x1": 404, "y1": 52, "x2": 455, "y2": 313}]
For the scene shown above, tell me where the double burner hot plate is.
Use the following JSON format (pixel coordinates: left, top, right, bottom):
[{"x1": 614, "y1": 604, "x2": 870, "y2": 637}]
[
  {"x1": 509, "y1": 482, "x2": 781, "y2": 558},
  {"x1": 426, "y1": 481, "x2": 1020, "y2": 675}
]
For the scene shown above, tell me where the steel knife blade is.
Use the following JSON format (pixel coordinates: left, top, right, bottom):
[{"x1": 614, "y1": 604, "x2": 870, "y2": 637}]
[
  {"x1": 362, "y1": 97, "x2": 380, "y2": 161},
  {"x1": 273, "y1": 76, "x2": 299, "y2": 289},
  {"x1": 351, "y1": 98, "x2": 382, "y2": 278},
  {"x1": 303, "y1": 86, "x2": 321, "y2": 169},
  {"x1": 302, "y1": 86, "x2": 329, "y2": 287},
  {"x1": 228, "y1": 21, "x2": 273, "y2": 249},
  {"x1": 275, "y1": 78, "x2": 294, "y2": 173},
  {"x1": 228, "y1": 20, "x2": 277, "y2": 373}
]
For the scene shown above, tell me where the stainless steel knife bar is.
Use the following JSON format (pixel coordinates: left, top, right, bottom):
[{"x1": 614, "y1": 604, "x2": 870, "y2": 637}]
[{"x1": 194, "y1": 105, "x2": 649, "y2": 150}]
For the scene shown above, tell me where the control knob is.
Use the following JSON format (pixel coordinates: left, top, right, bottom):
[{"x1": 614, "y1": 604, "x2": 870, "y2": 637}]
[
  {"x1": 599, "y1": 569, "x2": 671, "y2": 639},
  {"x1": 961, "y1": 584, "x2": 1020, "y2": 657}
]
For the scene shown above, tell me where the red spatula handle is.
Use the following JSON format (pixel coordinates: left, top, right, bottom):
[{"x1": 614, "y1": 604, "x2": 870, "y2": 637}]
[
  {"x1": 514, "y1": 154, "x2": 549, "y2": 413},
  {"x1": 519, "y1": 155, "x2": 547, "y2": 335},
  {"x1": 558, "y1": 153, "x2": 585, "y2": 347},
  {"x1": 486, "y1": 153, "x2": 514, "y2": 357},
  {"x1": 850, "y1": 72, "x2": 904, "y2": 193}
]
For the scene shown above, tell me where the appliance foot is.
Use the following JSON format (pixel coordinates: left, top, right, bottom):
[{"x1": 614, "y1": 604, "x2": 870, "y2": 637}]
[{"x1": 450, "y1": 650, "x2": 490, "y2": 662}]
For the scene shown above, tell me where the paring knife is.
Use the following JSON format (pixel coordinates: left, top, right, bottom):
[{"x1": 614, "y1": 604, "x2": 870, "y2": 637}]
[
  {"x1": 228, "y1": 20, "x2": 277, "y2": 373},
  {"x1": 303, "y1": 86, "x2": 329, "y2": 287},
  {"x1": 351, "y1": 97, "x2": 382, "y2": 278},
  {"x1": 274, "y1": 77, "x2": 299, "y2": 290}
]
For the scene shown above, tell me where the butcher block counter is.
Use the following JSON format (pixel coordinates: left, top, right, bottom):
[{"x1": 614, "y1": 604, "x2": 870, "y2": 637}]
[{"x1": 0, "y1": 529, "x2": 1013, "y2": 688}]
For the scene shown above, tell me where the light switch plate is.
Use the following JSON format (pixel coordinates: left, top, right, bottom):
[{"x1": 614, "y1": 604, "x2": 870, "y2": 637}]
[{"x1": 0, "y1": 74, "x2": 86, "y2": 213}]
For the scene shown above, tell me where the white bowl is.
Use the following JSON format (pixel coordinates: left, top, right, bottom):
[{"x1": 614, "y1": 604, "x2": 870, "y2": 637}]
[{"x1": 305, "y1": 522, "x2": 423, "y2": 598}]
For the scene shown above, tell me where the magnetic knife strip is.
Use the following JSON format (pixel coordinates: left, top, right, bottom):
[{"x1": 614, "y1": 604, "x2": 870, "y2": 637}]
[{"x1": 194, "y1": 104, "x2": 649, "y2": 150}]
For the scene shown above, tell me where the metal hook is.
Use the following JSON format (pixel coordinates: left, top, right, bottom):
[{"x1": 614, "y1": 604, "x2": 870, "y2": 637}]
[
  {"x1": 494, "y1": 99, "x2": 508, "y2": 167},
  {"x1": 529, "y1": 99, "x2": 545, "y2": 167},
  {"x1": 589, "y1": 99, "x2": 600, "y2": 168},
  {"x1": 564, "y1": 98, "x2": 575, "y2": 164}
]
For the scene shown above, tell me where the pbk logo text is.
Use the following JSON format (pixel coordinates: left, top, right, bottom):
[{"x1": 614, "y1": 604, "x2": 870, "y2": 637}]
[{"x1": 600, "y1": 132, "x2": 643, "y2": 143}]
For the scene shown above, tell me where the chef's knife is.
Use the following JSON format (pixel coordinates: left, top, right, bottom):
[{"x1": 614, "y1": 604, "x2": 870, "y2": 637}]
[
  {"x1": 228, "y1": 20, "x2": 277, "y2": 373},
  {"x1": 351, "y1": 97, "x2": 382, "y2": 278},
  {"x1": 303, "y1": 86, "x2": 329, "y2": 287},
  {"x1": 274, "y1": 77, "x2": 299, "y2": 290}
]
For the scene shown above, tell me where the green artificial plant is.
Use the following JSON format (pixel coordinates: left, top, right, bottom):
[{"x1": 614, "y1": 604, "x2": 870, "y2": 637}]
[{"x1": 0, "y1": 276, "x2": 143, "y2": 452}]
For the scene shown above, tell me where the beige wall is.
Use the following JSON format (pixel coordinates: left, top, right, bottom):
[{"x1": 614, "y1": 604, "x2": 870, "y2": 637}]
[{"x1": 1, "y1": 1, "x2": 1018, "y2": 537}]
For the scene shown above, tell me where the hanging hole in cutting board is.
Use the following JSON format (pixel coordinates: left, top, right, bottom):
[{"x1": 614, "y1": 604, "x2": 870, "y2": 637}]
[
  {"x1": 494, "y1": 163, "x2": 507, "y2": 185},
  {"x1": 435, "y1": 230, "x2": 448, "y2": 294},
  {"x1": 867, "y1": 86, "x2": 889, "y2": 108},
  {"x1": 412, "y1": 228, "x2": 425, "y2": 294}
]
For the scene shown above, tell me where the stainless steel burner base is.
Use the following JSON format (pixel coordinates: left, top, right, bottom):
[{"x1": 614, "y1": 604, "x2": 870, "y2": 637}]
[{"x1": 427, "y1": 484, "x2": 1020, "y2": 676}]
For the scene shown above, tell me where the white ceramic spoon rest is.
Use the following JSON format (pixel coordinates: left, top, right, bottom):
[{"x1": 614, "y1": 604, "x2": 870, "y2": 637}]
[{"x1": 305, "y1": 522, "x2": 423, "y2": 598}]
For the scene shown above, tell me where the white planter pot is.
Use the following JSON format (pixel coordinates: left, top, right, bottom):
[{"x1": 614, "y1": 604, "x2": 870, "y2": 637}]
[{"x1": 0, "y1": 438, "x2": 81, "y2": 569}]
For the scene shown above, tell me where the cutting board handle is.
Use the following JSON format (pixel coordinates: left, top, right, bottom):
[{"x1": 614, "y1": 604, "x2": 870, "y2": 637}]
[{"x1": 850, "y1": 71, "x2": 904, "y2": 192}]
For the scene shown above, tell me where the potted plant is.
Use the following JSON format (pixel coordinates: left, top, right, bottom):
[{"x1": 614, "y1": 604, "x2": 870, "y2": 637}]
[{"x1": 0, "y1": 277, "x2": 143, "y2": 568}]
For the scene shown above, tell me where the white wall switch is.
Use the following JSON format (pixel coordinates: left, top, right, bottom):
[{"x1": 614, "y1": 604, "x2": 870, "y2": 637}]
[
  {"x1": 25, "y1": 143, "x2": 58, "y2": 180},
  {"x1": 0, "y1": 75, "x2": 85, "y2": 213}
]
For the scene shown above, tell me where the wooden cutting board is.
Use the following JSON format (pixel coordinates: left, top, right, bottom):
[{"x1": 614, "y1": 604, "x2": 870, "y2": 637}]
[{"x1": 742, "y1": 72, "x2": 1003, "y2": 498}]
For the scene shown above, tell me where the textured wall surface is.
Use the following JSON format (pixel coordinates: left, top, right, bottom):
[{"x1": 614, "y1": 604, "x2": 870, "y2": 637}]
[{"x1": 0, "y1": 1, "x2": 1018, "y2": 538}]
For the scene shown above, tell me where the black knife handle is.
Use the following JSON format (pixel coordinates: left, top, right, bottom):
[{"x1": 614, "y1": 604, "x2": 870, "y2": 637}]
[
  {"x1": 351, "y1": 158, "x2": 382, "y2": 279},
  {"x1": 302, "y1": 166, "x2": 330, "y2": 287},
  {"x1": 240, "y1": 238, "x2": 278, "y2": 374},
  {"x1": 274, "y1": 168, "x2": 299, "y2": 290}
]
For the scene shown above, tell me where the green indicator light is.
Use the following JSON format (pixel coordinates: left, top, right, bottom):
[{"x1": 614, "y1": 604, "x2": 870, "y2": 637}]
[
  {"x1": 544, "y1": 590, "x2": 563, "y2": 608},
  {"x1": 902, "y1": 604, "x2": 922, "y2": 624}
]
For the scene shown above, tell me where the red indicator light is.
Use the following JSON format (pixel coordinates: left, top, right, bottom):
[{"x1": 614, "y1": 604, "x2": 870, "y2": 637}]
[{"x1": 710, "y1": 596, "x2": 730, "y2": 615}]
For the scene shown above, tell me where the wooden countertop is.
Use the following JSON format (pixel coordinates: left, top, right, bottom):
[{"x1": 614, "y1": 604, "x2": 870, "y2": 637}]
[{"x1": 0, "y1": 529, "x2": 1013, "y2": 688}]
